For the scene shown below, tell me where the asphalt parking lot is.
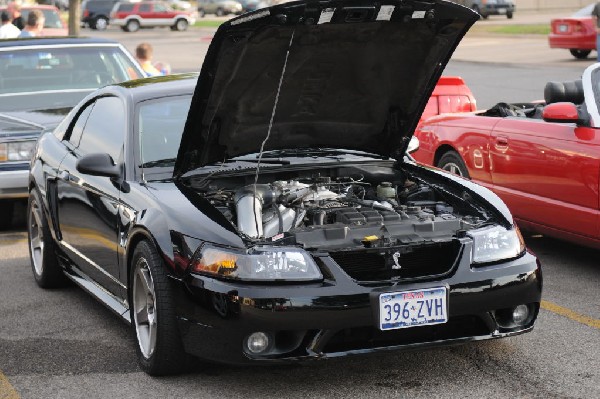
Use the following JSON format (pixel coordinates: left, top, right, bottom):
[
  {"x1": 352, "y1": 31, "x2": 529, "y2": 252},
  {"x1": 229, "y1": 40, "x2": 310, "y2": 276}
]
[{"x1": 1, "y1": 9, "x2": 600, "y2": 399}]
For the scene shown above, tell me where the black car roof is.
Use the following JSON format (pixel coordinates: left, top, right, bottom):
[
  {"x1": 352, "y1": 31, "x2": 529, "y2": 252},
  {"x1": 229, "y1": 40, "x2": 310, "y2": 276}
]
[
  {"x1": 0, "y1": 37, "x2": 123, "y2": 48},
  {"x1": 108, "y1": 73, "x2": 199, "y2": 103}
]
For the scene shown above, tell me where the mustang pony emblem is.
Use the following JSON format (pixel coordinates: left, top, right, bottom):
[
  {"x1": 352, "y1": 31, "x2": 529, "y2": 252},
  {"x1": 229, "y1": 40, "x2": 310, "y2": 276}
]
[{"x1": 391, "y1": 251, "x2": 402, "y2": 270}]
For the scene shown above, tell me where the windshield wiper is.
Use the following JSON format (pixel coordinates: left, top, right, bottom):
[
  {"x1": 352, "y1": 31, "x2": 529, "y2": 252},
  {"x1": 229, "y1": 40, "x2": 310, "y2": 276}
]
[{"x1": 139, "y1": 158, "x2": 176, "y2": 168}]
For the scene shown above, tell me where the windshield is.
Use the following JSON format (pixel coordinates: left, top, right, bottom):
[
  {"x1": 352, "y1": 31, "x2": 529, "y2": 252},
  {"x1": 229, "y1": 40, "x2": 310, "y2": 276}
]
[
  {"x1": 0, "y1": 45, "x2": 144, "y2": 112},
  {"x1": 138, "y1": 95, "x2": 192, "y2": 170},
  {"x1": 572, "y1": 4, "x2": 594, "y2": 17}
]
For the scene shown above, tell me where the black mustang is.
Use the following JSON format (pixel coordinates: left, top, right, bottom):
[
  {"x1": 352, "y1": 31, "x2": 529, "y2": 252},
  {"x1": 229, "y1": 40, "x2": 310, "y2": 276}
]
[{"x1": 28, "y1": 0, "x2": 542, "y2": 375}]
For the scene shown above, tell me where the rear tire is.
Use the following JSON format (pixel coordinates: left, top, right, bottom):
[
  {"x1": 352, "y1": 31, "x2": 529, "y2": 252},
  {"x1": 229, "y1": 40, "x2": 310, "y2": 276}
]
[
  {"x1": 215, "y1": 7, "x2": 225, "y2": 17},
  {"x1": 126, "y1": 19, "x2": 140, "y2": 33},
  {"x1": 569, "y1": 49, "x2": 591, "y2": 59},
  {"x1": 130, "y1": 240, "x2": 188, "y2": 375},
  {"x1": 437, "y1": 151, "x2": 470, "y2": 179},
  {"x1": 198, "y1": 8, "x2": 205, "y2": 18},
  {"x1": 93, "y1": 16, "x2": 108, "y2": 30},
  {"x1": 174, "y1": 18, "x2": 188, "y2": 31},
  {"x1": 27, "y1": 190, "x2": 67, "y2": 288}
]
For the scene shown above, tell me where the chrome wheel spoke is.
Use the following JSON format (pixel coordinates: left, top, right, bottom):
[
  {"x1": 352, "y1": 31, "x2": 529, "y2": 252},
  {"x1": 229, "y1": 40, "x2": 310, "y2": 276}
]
[
  {"x1": 136, "y1": 306, "x2": 149, "y2": 325},
  {"x1": 29, "y1": 201, "x2": 45, "y2": 275},
  {"x1": 133, "y1": 258, "x2": 157, "y2": 359}
]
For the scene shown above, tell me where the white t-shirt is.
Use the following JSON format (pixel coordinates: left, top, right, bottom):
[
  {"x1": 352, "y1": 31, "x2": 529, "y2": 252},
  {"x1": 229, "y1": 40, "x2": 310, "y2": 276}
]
[{"x1": 0, "y1": 22, "x2": 20, "y2": 39}]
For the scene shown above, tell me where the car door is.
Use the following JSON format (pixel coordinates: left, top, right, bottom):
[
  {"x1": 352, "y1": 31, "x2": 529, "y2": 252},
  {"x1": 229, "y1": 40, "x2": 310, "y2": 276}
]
[
  {"x1": 152, "y1": 2, "x2": 173, "y2": 26},
  {"x1": 56, "y1": 96, "x2": 127, "y2": 296},
  {"x1": 137, "y1": 2, "x2": 152, "y2": 26},
  {"x1": 489, "y1": 117, "x2": 600, "y2": 238}
]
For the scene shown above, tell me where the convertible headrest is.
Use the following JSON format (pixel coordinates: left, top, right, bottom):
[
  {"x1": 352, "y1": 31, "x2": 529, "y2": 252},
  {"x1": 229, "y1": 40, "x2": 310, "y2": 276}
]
[{"x1": 544, "y1": 80, "x2": 584, "y2": 104}]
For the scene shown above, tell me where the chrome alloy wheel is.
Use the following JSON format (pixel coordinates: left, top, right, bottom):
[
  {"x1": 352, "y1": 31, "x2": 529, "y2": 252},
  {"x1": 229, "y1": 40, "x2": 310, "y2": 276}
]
[
  {"x1": 442, "y1": 162, "x2": 465, "y2": 177},
  {"x1": 29, "y1": 199, "x2": 45, "y2": 276},
  {"x1": 133, "y1": 258, "x2": 157, "y2": 359}
]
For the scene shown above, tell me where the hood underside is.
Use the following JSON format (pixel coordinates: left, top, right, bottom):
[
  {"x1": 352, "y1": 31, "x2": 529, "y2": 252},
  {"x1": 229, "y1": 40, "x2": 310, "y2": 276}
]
[{"x1": 175, "y1": 0, "x2": 477, "y2": 177}]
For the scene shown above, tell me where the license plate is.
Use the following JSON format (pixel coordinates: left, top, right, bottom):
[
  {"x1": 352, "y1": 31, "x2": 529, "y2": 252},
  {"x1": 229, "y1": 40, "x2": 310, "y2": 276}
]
[
  {"x1": 379, "y1": 287, "x2": 448, "y2": 331},
  {"x1": 558, "y1": 24, "x2": 568, "y2": 33},
  {"x1": 497, "y1": 8, "x2": 507, "y2": 14}
]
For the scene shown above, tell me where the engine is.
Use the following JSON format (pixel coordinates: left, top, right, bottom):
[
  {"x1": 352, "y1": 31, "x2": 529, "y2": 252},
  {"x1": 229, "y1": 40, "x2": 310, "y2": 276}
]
[{"x1": 201, "y1": 174, "x2": 486, "y2": 249}]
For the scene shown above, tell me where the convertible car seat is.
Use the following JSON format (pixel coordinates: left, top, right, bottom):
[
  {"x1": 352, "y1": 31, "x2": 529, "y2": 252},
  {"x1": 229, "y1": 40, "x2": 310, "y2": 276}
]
[{"x1": 544, "y1": 80, "x2": 584, "y2": 104}]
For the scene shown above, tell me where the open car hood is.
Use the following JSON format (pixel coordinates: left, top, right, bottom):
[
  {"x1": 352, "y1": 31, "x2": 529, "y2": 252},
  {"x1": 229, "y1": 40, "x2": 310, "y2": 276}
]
[{"x1": 175, "y1": 0, "x2": 477, "y2": 177}]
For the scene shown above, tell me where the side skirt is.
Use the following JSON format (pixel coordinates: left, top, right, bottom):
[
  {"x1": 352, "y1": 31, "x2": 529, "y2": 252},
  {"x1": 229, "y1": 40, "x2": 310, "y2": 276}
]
[{"x1": 62, "y1": 263, "x2": 131, "y2": 324}]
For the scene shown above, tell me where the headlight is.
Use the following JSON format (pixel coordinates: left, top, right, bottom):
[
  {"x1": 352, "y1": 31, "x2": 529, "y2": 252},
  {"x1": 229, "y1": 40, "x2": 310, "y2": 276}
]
[
  {"x1": 468, "y1": 225, "x2": 525, "y2": 264},
  {"x1": 0, "y1": 140, "x2": 37, "y2": 162},
  {"x1": 191, "y1": 245, "x2": 323, "y2": 282}
]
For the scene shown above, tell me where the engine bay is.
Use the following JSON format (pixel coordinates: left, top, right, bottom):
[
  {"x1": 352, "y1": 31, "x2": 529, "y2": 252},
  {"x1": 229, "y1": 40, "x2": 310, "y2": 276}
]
[{"x1": 187, "y1": 163, "x2": 494, "y2": 251}]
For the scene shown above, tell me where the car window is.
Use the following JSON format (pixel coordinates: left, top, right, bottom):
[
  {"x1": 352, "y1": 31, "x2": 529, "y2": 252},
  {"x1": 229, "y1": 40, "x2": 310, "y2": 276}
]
[
  {"x1": 21, "y1": 9, "x2": 63, "y2": 29},
  {"x1": 154, "y1": 3, "x2": 168, "y2": 12},
  {"x1": 78, "y1": 97, "x2": 126, "y2": 163},
  {"x1": 138, "y1": 95, "x2": 192, "y2": 167},
  {"x1": 67, "y1": 103, "x2": 95, "y2": 147},
  {"x1": 118, "y1": 3, "x2": 135, "y2": 11},
  {"x1": 0, "y1": 46, "x2": 143, "y2": 112},
  {"x1": 139, "y1": 3, "x2": 151, "y2": 11}
]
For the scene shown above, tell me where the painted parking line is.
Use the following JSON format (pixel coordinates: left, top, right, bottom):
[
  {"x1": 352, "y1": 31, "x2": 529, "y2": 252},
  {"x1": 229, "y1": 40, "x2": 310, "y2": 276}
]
[
  {"x1": 541, "y1": 300, "x2": 600, "y2": 330},
  {"x1": 0, "y1": 370, "x2": 19, "y2": 399}
]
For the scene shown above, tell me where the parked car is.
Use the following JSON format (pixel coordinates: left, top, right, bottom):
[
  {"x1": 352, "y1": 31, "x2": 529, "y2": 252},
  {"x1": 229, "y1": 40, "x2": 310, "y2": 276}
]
[
  {"x1": 237, "y1": 0, "x2": 268, "y2": 13},
  {"x1": 27, "y1": 0, "x2": 541, "y2": 376},
  {"x1": 0, "y1": 37, "x2": 145, "y2": 229},
  {"x1": 453, "y1": 0, "x2": 515, "y2": 19},
  {"x1": 413, "y1": 67, "x2": 600, "y2": 249},
  {"x1": 110, "y1": 1, "x2": 196, "y2": 32},
  {"x1": 37, "y1": 0, "x2": 69, "y2": 11},
  {"x1": 81, "y1": 0, "x2": 119, "y2": 30},
  {"x1": 548, "y1": 4, "x2": 596, "y2": 59},
  {"x1": 197, "y1": 0, "x2": 242, "y2": 17},
  {"x1": 0, "y1": 4, "x2": 67, "y2": 36},
  {"x1": 421, "y1": 76, "x2": 477, "y2": 124},
  {"x1": 166, "y1": 0, "x2": 192, "y2": 11}
]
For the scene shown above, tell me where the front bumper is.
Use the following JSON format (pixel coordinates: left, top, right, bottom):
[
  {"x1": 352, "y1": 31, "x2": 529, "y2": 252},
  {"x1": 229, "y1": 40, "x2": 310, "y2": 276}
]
[
  {"x1": 172, "y1": 242, "x2": 542, "y2": 365},
  {"x1": 0, "y1": 162, "x2": 29, "y2": 199}
]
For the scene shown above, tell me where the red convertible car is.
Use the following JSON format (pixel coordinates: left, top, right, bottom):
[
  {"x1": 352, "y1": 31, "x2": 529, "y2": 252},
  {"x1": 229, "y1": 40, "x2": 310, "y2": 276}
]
[
  {"x1": 548, "y1": 4, "x2": 596, "y2": 59},
  {"x1": 413, "y1": 63, "x2": 600, "y2": 248}
]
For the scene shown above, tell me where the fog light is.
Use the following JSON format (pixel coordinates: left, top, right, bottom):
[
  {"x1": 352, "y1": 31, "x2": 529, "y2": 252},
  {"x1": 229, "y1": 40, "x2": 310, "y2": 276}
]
[
  {"x1": 512, "y1": 305, "x2": 529, "y2": 325},
  {"x1": 246, "y1": 332, "x2": 270, "y2": 354}
]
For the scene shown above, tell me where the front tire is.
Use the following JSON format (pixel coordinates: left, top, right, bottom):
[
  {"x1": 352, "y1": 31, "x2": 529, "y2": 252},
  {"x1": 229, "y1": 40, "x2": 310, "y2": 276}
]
[
  {"x1": 473, "y1": 5, "x2": 488, "y2": 19},
  {"x1": 130, "y1": 240, "x2": 187, "y2": 375},
  {"x1": 506, "y1": 11, "x2": 513, "y2": 19},
  {"x1": 28, "y1": 190, "x2": 67, "y2": 288},
  {"x1": 437, "y1": 151, "x2": 470, "y2": 178},
  {"x1": 215, "y1": 7, "x2": 225, "y2": 17},
  {"x1": 569, "y1": 49, "x2": 591, "y2": 59}
]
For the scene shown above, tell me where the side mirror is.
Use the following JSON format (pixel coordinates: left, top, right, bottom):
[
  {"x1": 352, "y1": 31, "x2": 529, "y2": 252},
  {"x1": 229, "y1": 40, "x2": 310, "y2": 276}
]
[
  {"x1": 543, "y1": 102, "x2": 588, "y2": 125},
  {"x1": 76, "y1": 153, "x2": 121, "y2": 178},
  {"x1": 407, "y1": 136, "x2": 420, "y2": 154}
]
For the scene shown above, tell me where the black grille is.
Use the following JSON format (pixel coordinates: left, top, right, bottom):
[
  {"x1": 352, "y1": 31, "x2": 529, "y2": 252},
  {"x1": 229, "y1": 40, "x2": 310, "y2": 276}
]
[
  {"x1": 329, "y1": 241, "x2": 461, "y2": 282},
  {"x1": 322, "y1": 315, "x2": 491, "y2": 354}
]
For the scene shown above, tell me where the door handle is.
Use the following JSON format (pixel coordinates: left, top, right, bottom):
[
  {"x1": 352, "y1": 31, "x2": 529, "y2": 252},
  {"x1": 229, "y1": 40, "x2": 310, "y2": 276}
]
[
  {"x1": 495, "y1": 136, "x2": 509, "y2": 150},
  {"x1": 496, "y1": 136, "x2": 509, "y2": 146}
]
